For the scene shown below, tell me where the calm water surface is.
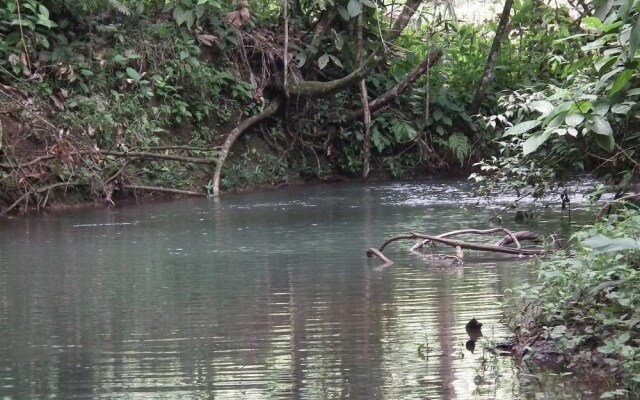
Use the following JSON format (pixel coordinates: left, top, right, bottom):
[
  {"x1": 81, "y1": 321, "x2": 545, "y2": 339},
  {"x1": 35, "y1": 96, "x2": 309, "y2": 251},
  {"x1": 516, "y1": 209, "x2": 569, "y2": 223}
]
[{"x1": 0, "y1": 181, "x2": 601, "y2": 399}]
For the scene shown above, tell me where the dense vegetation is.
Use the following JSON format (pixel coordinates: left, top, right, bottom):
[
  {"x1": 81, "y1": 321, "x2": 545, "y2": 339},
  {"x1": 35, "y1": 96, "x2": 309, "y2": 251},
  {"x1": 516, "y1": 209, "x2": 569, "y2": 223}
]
[
  {"x1": 1, "y1": 0, "x2": 617, "y2": 212},
  {"x1": 1, "y1": 0, "x2": 640, "y2": 393},
  {"x1": 506, "y1": 210, "x2": 640, "y2": 397}
]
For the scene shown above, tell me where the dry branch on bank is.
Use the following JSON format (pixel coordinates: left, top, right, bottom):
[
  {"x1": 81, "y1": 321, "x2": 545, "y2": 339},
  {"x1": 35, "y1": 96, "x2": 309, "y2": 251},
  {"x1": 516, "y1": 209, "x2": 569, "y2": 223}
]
[
  {"x1": 0, "y1": 180, "x2": 207, "y2": 216},
  {"x1": 122, "y1": 185, "x2": 206, "y2": 197},
  {"x1": 1, "y1": 181, "x2": 80, "y2": 216},
  {"x1": 0, "y1": 149, "x2": 218, "y2": 170},
  {"x1": 367, "y1": 228, "x2": 546, "y2": 264}
]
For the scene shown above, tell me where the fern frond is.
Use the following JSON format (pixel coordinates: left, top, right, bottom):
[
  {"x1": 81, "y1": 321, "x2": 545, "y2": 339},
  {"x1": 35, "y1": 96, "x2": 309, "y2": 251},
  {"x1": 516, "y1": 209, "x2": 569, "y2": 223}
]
[
  {"x1": 108, "y1": 0, "x2": 132, "y2": 16},
  {"x1": 448, "y1": 133, "x2": 470, "y2": 166}
]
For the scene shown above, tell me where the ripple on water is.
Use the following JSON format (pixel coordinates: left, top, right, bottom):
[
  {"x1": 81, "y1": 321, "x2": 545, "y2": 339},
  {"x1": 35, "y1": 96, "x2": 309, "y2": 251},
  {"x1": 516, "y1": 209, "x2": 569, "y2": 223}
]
[{"x1": 0, "y1": 181, "x2": 608, "y2": 399}]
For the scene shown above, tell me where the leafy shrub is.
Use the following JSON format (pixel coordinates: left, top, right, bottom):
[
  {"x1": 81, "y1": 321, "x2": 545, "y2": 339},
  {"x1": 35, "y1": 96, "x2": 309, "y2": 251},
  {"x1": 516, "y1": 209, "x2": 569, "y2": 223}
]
[{"x1": 506, "y1": 209, "x2": 640, "y2": 389}]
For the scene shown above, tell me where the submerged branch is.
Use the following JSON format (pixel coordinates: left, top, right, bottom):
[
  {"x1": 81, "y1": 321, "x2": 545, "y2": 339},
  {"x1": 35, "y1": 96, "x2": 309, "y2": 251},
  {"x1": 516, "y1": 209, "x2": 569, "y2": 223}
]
[
  {"x1": 366, "y1": 247, "x2": 394, "y2": 264},
  {"x1": 370, "y1": 228, "x2": 546, "y2": 264}
]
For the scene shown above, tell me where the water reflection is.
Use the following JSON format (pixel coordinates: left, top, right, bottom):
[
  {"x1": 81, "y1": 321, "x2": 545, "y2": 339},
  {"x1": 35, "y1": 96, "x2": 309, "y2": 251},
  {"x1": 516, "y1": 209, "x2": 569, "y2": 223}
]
[{"x1": 0, "y1": 181, "x2": 601, "y2": 399}]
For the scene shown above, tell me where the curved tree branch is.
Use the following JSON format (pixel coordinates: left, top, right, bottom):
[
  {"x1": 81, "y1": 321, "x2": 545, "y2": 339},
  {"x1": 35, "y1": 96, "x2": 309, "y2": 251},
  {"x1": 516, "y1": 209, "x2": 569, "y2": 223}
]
[
  {"x1": 342, "y1": 48, "x2": 443, "y2": 122},
  {"x1": 212, "y1": 100, "x2": 281, "y2": 196},
  {"x1": 283, "y1": 0, "x2": 424, "y2": 97}
]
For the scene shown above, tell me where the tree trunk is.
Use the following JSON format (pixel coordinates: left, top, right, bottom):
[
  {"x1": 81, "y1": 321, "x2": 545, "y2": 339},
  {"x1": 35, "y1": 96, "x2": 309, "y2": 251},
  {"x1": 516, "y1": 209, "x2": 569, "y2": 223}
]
[
  {"x1": 468, "y1": 0, "x2": 514, "y2": 115},
  {"x1": 357, "y1": 13, "x2": 372, "y2": 178}
]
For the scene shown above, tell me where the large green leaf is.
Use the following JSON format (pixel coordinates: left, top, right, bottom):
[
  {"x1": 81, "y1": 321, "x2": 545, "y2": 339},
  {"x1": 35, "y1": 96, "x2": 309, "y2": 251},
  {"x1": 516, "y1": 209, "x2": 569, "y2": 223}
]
[
  {"x1": 173, "y1": 6, "x2": 186, "y2": 26},
  {"x1": 530, "y1": 100, "x2": 554, "y2": 116},
  {"x1": 582, "y1": 16, "x2": 604, "y2": 30},
  {"x1": 595, "y1": 134, "x2": 615, "y2": 152},
  {"x1": 565, "y1": 113, "x2": 585, "y2": 126},
  {"x1": 347, "y1": 0, "x2": 362, "y2": 17},
  {"x1": 329, "y1": 55, "x2": 343, "y2": 68},
  {"x1": 581, "y1": 234, "x2": 640, "y2": 253},
  {"x1": 503, "y1": 119, "x2": 541, "y2": 136},
  {"x1": 610, "y1": 70, "x2": 634, "y2": 98},
  {"x1": 318, "y1": 54, "x2": 329, "y2": 70},
  {"x1": 522, "y1": 130, "x2": 552, "y2": 155},
  {"x1": 588, "y1": 115, "x2": 613, "y2": 136},
  {"x1": 113, "y1": 54, "x2": 127, "y2": 65},
  {"x1": 125, "y1": 67, "x2": 141, "y2": 81}
]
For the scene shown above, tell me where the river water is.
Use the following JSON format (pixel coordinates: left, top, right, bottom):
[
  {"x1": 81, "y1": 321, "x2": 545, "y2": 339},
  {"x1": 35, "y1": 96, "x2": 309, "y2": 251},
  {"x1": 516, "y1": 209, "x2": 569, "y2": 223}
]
[{"x1": 0, "y1": 180, "x2": 603, "y2": 399}]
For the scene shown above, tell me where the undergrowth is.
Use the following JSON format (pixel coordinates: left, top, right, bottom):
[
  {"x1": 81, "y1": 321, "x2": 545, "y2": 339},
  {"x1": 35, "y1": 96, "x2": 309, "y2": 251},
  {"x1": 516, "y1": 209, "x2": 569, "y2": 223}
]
[{"x1": 506, "y1": 209, "x2": 640, "y2": 396}]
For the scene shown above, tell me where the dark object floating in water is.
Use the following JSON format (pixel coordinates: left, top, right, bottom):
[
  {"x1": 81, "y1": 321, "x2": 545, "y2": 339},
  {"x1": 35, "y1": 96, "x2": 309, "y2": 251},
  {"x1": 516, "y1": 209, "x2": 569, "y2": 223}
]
[
  {"x1": 466, "y1": 339, "x2": 476, "y2": 353},
  {"x1": 465, "y1": 318, "x2": 483, "y2": 353},
  {"x1": 466, "y1": 318, "x2": 483, "y2": 330}
]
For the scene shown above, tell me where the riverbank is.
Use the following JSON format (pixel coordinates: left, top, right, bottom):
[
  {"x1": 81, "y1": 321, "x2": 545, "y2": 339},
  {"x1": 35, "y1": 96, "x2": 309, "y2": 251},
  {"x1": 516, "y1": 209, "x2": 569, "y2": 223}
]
[{"x1": 504, "y1": 209, "x2": 640, "y2": 398}]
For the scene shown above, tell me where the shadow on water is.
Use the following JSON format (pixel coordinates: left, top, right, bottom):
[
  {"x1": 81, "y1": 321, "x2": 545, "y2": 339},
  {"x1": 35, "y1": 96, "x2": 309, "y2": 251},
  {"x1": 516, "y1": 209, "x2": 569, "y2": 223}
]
[{"x1": 0, "y1": 180, "x2": 609, "y2": 399}]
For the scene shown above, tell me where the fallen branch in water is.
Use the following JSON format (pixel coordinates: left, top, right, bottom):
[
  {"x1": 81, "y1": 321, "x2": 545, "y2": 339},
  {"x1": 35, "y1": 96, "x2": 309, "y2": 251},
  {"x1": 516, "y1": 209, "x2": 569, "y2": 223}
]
[
  {"x1": 380, "y1": 227, "x2": 524, "y2": 252},
  {"x1": 122, "y1": 185, "x2": 206, "y2": 197},
  {"x1": 366, "y1": 247, "x2": 394, "y2": 264},
  {"x1": 368, "y1": 228, "x2": 545, "y2": 264}
]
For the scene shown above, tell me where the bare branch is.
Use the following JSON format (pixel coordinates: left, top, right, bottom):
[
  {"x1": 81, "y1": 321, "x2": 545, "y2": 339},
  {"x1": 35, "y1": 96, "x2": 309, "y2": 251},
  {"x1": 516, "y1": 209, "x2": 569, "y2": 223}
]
[{"x1": 2, "y1": 181, "x2": 80, "y2": 216}]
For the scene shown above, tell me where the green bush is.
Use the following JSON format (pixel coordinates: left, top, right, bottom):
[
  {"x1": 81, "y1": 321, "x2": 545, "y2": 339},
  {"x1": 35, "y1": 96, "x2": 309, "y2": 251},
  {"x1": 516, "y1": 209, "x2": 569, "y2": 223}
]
[{"x1": 506, "y1": 209, "x2": 640, "y2": 390}]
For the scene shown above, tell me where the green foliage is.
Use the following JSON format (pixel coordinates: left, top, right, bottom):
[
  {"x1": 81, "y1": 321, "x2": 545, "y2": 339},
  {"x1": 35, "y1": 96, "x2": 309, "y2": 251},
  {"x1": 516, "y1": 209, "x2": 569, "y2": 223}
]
[
  {"x1": 220, "y1": 148, "x2": 289, "y2": 190},
  {"x1": 47, "y1": 21, "x2": 252, "y2": 149},
  {"x1": 171, "y1": 0, "x2": 222, "y2": 29},
  {"x1": 506, "y1": 210, "x2": 640, "y2": 388},
  {"x1": 472, "y1": 0, "x2": 640, "y2": 198},
  {"x1": 0, "y1": 0, "x2": 57, "y2": 76}
]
